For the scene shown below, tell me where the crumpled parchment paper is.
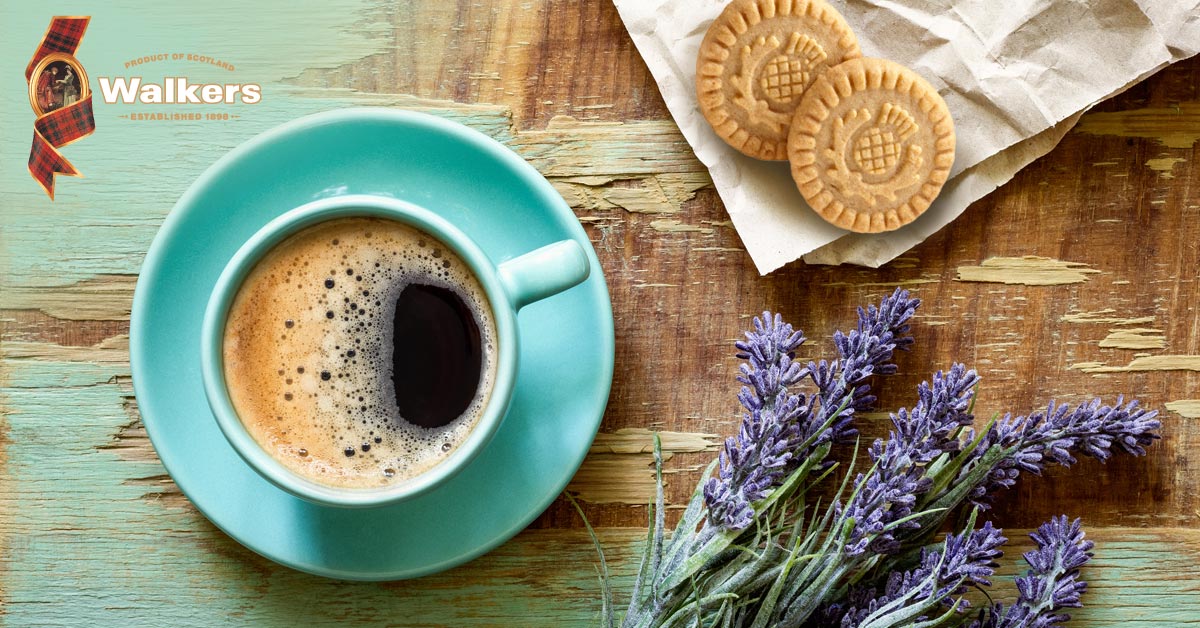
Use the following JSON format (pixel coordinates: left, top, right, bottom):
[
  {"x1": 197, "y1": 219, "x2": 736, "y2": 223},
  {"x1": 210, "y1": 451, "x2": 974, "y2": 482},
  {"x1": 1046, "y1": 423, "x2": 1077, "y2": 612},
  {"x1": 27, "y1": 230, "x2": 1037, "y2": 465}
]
[{"x1": 613, "y1": 0, "x2": 1200, "y2": 272}]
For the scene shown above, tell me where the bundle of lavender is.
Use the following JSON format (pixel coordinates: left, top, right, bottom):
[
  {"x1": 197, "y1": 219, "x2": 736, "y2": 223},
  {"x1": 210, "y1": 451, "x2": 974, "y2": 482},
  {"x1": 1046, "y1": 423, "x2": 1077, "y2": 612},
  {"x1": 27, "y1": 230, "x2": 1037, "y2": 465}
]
[{"x1": 584, "y1": 289, "x2": 1161, "y2": 628}]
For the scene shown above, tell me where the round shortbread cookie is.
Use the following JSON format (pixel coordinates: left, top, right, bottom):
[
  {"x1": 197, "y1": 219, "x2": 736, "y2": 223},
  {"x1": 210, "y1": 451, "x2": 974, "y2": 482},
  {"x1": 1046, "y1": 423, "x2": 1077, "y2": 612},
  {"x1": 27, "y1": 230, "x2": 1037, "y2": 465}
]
[
  {"x1": 696, "y1": 0, "x2": 861, "y2": 161},
  {"x1": 788, "y1": 57, "x2": 955, "y2": 233}
]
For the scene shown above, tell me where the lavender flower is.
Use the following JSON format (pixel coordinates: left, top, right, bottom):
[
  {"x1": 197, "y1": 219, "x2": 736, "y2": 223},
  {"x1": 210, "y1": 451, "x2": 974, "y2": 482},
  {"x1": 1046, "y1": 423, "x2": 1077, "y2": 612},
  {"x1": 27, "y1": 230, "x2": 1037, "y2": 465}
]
[
  {"x1": 815, "y1": 290, "x2": 920, "y2": 444},
  {"x1": 826, "y1": 520, "x2": 1007, "y2": 628},
  {"x1": 839, "y1": 364, "x2": 979, "y2": 556},
  {"x1": 937, "y1": 519, "x2": 1007, "y2": 592},
  {"x1": 704, "y1": 289, "x2": 920, "y2": 530},
  {"x1": 965, "y1": 398, "x2": 1161, "y2": 508},
  {"x1": 608, "y1": 294, "x2": 1162, "y2": 628},
  {"x1": 971, "y1": 517, "x2": 1093, "y2": 628},
  {"x1": 704, "y1": 312, "x2": 809, "y2": 530}
]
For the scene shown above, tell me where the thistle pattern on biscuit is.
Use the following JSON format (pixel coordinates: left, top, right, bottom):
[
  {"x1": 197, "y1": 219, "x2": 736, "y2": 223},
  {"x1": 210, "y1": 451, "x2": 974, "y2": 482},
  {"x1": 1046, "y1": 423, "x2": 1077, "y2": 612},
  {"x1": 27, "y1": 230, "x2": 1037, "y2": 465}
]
[{"x1": 825, "y1": 104, "x2": 925, "y2": 206}]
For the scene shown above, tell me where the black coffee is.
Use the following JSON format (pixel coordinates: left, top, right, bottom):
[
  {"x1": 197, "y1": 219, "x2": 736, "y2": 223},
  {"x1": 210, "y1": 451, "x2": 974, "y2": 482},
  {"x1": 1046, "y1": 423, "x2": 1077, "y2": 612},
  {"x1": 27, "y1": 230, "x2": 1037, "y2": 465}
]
[{"x1": 392, "y1": 284, "x2": 484, "y2": 428}]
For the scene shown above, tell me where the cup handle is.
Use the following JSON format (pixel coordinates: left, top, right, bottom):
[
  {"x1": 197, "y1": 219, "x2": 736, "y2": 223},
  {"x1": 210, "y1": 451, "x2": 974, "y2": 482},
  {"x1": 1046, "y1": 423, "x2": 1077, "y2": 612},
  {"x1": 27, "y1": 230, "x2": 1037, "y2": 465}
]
[{"x1": 497, "y1": 240, "x2": 591, "y2": 311}]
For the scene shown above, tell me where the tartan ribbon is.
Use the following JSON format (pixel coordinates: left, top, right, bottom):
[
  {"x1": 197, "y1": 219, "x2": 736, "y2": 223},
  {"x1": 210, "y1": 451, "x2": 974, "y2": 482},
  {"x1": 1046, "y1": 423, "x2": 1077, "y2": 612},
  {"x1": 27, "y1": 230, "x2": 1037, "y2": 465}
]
[{"x1": 27, "y1": 17, "x2": 93, "y2": 200}]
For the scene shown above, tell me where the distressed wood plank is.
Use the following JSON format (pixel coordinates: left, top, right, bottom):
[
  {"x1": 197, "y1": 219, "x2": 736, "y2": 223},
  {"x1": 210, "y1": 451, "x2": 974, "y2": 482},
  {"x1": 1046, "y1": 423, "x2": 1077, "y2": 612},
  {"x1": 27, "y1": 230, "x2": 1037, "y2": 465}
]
[
  {"x1": 955, "y1": 256, "x2": 1101, "y2": 286},
  {"x1": 0, "y1": 276, "x2": 136, "y2": 321},
  {"x1": 1166, "y1": 400, "x2": 1200, "y2": 418},
  {"x1": 2, "y1": 0, "x2": 1200, "y2": 624},
  {"x1": 1075, "y1": 102, "x2": 1200, "y2": 148}
]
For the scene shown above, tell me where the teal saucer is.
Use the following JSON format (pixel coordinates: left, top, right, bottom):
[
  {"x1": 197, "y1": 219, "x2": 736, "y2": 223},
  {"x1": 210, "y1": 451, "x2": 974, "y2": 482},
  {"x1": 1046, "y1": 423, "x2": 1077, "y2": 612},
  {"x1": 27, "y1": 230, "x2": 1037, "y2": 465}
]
[{"x1": 130, "y1": 109, "x2": 614, "y2": 580}]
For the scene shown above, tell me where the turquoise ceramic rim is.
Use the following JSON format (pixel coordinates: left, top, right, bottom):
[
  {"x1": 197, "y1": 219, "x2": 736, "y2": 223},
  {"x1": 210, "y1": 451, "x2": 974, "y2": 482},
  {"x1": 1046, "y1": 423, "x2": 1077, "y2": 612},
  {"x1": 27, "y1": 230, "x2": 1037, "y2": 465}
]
[
  {"x1": 130, "y1": 108, "x2": 615, "y2": 579},
  {"x1": 200, "y1": 195, "x2": 520, "y2": 509}
]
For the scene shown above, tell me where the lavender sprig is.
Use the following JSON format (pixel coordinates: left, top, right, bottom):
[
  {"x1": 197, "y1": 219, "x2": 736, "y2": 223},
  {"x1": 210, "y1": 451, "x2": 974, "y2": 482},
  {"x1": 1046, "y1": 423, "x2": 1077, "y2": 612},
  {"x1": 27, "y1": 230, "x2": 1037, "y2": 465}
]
[
  {"x1": 625, "y1": 292, "x2": 920, "y2": 626},
  {"x1": 816, "y1": 290, "x2": 920, "y2": 444},
  {"x1": 839, "y1": 364, "x2": 979, "y2": 556},
  {"x1": 704, "y1": 313, "x2": 810, "y2": 530},
  {"x1": 963, "y1": 398, "x2": 1161, "y2": 509},
  {"x1": 704, "y1": 289, "x2": 919, "y2": 530},
  {"x1": 823, "y1": 518, "x2": 1006, "y2": 628},
  {"x1": 599, "y1": 296, "x2": 1160, "y2": 628},
  {"x1": 971, "y1": 517, "x2": 1093, "y2": 628},
  {"x1": 755, "y1": 365, "x2": 979, "y2": 628}
]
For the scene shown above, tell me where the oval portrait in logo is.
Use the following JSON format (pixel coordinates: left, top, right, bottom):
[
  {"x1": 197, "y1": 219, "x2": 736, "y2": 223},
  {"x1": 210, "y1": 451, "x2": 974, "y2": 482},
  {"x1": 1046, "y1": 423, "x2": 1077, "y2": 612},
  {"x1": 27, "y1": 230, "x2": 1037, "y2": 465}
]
[{"x1": 28, "y1": 52, "x2": 90, "y2": 117}]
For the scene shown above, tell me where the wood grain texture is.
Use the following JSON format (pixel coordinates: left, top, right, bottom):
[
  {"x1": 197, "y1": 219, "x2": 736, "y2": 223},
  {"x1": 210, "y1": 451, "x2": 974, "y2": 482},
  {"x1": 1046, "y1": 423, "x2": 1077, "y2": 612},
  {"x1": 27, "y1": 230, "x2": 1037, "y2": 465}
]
[{"x1": 2, "y1": 0, "x2": 1200, "y2": 625}]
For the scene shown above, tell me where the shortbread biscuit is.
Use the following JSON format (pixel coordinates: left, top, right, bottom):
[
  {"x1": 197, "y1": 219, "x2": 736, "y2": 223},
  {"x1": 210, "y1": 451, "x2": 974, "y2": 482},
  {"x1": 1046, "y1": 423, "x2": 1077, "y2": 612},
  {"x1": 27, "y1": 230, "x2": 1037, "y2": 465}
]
[
  {"x1": 697, "y1": 0, "x2": 861, "y2": 161},
  {"x1": 788, "y1": 57, "x2": 955, "y2": 233}
]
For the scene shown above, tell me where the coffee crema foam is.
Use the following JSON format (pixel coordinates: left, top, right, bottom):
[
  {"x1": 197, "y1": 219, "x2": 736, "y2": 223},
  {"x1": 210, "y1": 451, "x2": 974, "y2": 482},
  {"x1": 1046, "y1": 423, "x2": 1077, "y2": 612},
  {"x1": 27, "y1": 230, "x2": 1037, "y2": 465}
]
[{"x1": 222, "y1": 217, "x2": 498, "y2": 489}]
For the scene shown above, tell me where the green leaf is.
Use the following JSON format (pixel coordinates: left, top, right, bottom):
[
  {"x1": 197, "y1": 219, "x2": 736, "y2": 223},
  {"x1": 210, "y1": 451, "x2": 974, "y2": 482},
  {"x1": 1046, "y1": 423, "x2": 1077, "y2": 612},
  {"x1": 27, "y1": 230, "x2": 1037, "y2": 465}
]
[
  {"x1": 774, "y1": 445, "x2": 863, "y2": 612},
  {"x1": 859, "y1": 511, "x2": 981, "y2": 628},
  {"x1": 921, "y1": 414, "x2": 998, "y2": 508},
  {"x1": 748, "y1": 531, "x2": 805, "y2": 628},
  {"x1": 778, "y1": 557, "x2": 852, "y2": 626},
  {"x1": 906, "y1": 598, "x2": 968, "y2": 628},
  {"x1": 658, "y1": 443, "x2": 834, "y2": 594},
  {"x1": 882, "y1": 507, "x2": 948, "y2": 533},
  {"x1": 659, "y1": 593, "x2": 740, "y2": 628},
  {"x1": 719, "y1": 599, "x2": 734, "y2": 628},
  {"x1": 661, "y1": 458, "x2": 719, "y2": 568},
  {"x1": 626, "y1": 487, "x2": 656, "y2": 622},
  {"x1": 565, "y1": 492, "x2": 614, "y2": 628},
  {"x1": 659, "y1": 526, "x2": 740, "y2": 593},
  {"x1": 926, "y1": 445, "x2": 1007, "y2": 515},
  {"x1": 650, "y1": 433, "x2": 666, "y2": 602}
]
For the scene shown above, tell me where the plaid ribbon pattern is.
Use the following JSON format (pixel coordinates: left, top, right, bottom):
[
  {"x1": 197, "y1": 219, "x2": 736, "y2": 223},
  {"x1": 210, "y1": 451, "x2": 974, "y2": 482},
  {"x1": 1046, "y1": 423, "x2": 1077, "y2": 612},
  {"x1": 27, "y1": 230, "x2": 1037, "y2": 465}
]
[
  {"x1": 25, "y1": 17, "x2": 90, "y2": 79},
  {"x1": 27, "y1": 17, "x2": 93, "y2": 199},
  {"x1": 29, "y1": 96, "x2": 95, "y2": 198}
]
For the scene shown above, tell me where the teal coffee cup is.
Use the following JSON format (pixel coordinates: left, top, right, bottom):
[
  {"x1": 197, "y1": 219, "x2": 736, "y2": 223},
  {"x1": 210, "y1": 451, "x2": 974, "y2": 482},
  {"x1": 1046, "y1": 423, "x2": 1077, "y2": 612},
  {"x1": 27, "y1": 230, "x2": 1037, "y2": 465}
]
[{"x1": 200, "y1": 194, "x2": 590, "y2": 508}]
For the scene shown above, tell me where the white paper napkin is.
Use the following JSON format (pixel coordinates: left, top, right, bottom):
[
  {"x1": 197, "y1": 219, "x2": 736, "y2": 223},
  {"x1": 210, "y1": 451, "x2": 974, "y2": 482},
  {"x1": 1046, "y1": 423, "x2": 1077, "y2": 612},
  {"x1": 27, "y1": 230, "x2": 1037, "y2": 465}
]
[{"x1": 613, "y1": 0, "x2": 1200, "y2": 272}]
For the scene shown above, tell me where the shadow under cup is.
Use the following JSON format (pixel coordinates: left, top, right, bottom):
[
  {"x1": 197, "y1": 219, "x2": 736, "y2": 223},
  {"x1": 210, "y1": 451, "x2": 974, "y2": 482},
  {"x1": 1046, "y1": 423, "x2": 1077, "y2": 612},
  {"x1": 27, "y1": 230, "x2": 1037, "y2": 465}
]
[{"x1": 200, "y1": 195, "x2": 590, "y2": 508}]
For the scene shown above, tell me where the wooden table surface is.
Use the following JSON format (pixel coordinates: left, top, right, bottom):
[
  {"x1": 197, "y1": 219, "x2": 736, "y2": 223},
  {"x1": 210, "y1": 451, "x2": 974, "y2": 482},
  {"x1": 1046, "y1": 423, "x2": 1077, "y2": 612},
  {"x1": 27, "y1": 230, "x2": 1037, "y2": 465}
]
[{"x1": 1, "y1": 1, "x2": 1199, "y2": 625}]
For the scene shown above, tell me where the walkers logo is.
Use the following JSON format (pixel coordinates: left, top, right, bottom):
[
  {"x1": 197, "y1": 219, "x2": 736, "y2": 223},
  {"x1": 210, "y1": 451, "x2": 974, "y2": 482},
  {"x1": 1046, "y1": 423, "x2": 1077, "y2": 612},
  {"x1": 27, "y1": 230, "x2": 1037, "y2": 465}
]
[
  {"x1": 98, "y1": 75, "x2": 261, "y2": 105},
  {"x1": 23, "y1": 17, "x2": 263, "y2": 199},
  {"x1": 26, "y1": 16, "x2": 94, "y2": 200}
]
